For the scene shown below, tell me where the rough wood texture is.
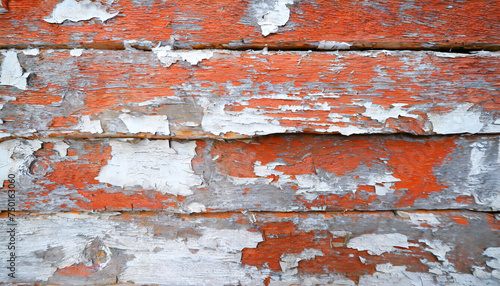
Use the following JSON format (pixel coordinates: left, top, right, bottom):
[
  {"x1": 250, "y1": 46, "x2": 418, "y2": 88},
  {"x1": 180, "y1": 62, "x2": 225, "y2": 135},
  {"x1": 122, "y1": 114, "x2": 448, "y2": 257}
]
[
  {"x1": 0, "y1": 0, "x2": 499, "y2": 50},
  {"x1": 1, "y1": 135, "x2": 498, "y2": 212},
  {"x1": 0, "y1": 211, "x2": 498, "y2": 285},
  {"x1": 1, "y1": 50, "x2": 498, "y2": 139}
]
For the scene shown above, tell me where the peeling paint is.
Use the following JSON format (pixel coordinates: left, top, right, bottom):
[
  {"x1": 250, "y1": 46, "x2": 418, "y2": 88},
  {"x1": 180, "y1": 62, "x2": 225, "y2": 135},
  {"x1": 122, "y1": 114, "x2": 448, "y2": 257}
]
[
  {"x1": 419, "y1": 239, "x2": 453, "y2": 265},
  {"x1": 186, "y1": 202, "x2": 206, "y2": 213},
  {"x1": 152, "y1": 45, "x2": 214, "y2": 67},
  {"x1": 318, "y1": 41, "x2": 351, "y2": 50},
  {"x1": 76, "y1": 115, "x2": 103, "y2": 134},
  {"x1": 123, "y1": 40, "x2": 154, "y2": 51},
  {"x1": 397, "y1": 212, "x2": 441, "y2": 227},
  {"x1": 23, "y1": 48, "x2": 40, "y2": 56},
  {"x1": 44, "y1": 0, "x2": 118, "y2": 24},
  {"x1": 347, "y1": 233, "x2": 416, "y2": 255},
  {"x1": 280, "y1": 249, "x2": 323, "y2": 275},
  {"x1": 362, "y1": 102, "x2": 418, "y2": 123},
  {"x1": 199, "y1": 98, "x2": 294, "y2": 136},
  {"x1": 70, "y1": 49, "x2": 83, "y2": 57},
  {"x1": 96, "y1": 140, "x2": 202, "y2": 196},
  {"x1": 254, "y1": 0, "x2": 294, "y2": 36},
  {"x1": 0, "y1": 139, "x2": 42, "y2": 181},
  {"x1": 0, "y1": 50, "x2": 30, "y2": 90},
  {"x1": 484, "y1": 247, "x2": 500, "y2": 279},
  {"x1": 428, "y1": 103, "x2": 483, "y2": 134},
  {"x1": 119, "y1": 114, "x2": 170, "y2": 135}
]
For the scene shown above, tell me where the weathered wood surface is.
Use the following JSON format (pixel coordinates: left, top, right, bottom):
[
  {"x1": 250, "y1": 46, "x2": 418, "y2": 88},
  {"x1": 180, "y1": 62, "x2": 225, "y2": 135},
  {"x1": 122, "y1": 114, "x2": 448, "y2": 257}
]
[
  {"x1": 1, "y1": 50, "x2": 499, "y2": 139},
  {"x1": 0, "y1": 211, "x2": 498, "y2": 285},
  {"x1": 1, "y1": 135, "x2": 498, "y2": 212},
  {"x1": 0, "y1": 0, "x2": 499, "y2": 51}
]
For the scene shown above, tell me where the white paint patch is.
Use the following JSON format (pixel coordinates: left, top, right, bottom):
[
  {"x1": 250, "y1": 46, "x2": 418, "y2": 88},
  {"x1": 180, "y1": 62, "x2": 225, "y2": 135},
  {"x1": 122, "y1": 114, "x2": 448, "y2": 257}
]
[
  {"x1": 152, "y1": 45, "x2": 214, "y2": 67},
  {"x1": 318, "y1": 41, "x2": 351, "y2": 50},
  {"x1": 295, "y1": 172, "x2": 400, "y2": 200},
  {"x1": 119, "y1": 114, "x2": 170, "y2": 135},
  {"x1": 375, "y1": 263, "x2": 407, "y2": 274},
  {"x1": 428, "y1": 103, "x2": 484, "y2": 134},
  {"x1": 419, "y1": 239, "x2": 453, "y2": 264},
  {"x1": 0, "y1": 139, "x2": 42, "y2": 182},
  {"x1": 96, "y1": 140, "x2": 202, "y2": 196},
  {"x1": 76, "y1": 115, "x2": 103, "y2": 133},
  {"x1": 484, "y1": 247, "x2": 500, "y2": 271},
  {"x1": 199, "y1": 98, "x2": 295, "y2": 136},
  {"x1": 54, "y1": 142, "x2": 69, "y2": 157},
  {"x1": 325, "y1": 124, "x2": 372, "y2": 136},
  {"x1": 255, "y1": 0, "x2": 294, "y2": 36},
  {"x1": 254, "y1": 160, "x2": 293, "y2": 186},
  {"x1": 44, "y1": 0, "x2": 118, "y2": 24},
  {"x1": 23, "y1": 48, "x2": 40, "y2": 56},
  {"x1": 43, "y1": 139, "x2": 70, "y2": 157},
  {"x1": 69, "y1": 49, "x2": 83, "y2": 57},
  {"x1": 186, "y1": 203, "x2": 206, "y2": 213},
  {"x1": 279, "y1": 249, "x2": 323, "y2": 274},
  {"x1": 362, "y1": 102, "x2": 418, "y2": 123},
  {"x1": 347, "y1": 233, "x2": 417, "y2": 255},
  {"x1": 1, "y1": 50, "x2": 30, "y2": 90},
  {"x1": 397, "y1": 212, "x2": 441, "y2": 227}
]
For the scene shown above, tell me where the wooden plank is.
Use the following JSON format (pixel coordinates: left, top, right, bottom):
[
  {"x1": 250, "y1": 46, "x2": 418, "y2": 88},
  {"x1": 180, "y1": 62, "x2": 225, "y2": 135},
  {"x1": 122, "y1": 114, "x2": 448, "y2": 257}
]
[
  {"x1": 1, "y1": 50, "x2": 499, "y2": 139},
  {"x1": 0, "y1": 211, "x2": 498, "y2": 284},
  {"x1": 1, "y1": 135, "x2": 498, "y2": 212},
  {"x1": 0, "y1": 0, "x2": 499, "y2": 50}
]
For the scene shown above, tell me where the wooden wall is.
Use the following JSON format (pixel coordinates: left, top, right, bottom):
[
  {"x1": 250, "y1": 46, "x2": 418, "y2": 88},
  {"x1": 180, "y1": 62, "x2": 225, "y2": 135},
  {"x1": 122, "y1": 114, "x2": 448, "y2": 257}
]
[{"x1": 0, "y1": 0, "x2": 499, "y2": 285}]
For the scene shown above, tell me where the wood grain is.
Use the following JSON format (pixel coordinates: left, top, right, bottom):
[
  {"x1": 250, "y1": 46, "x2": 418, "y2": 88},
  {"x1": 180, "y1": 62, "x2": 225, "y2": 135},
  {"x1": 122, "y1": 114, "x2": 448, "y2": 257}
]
[
  {"x1": 1, "y1": 135, "x2": 498, "y2": 212},
  {"x1": 0, "y1": 0, "x2": 499, "y2": 50},
  {"x1": 0, "y1": 211, "x2": 498, "y2": 285},
  {"x1": 1, "y1": 50, "x2": 498, "y2": 139}
]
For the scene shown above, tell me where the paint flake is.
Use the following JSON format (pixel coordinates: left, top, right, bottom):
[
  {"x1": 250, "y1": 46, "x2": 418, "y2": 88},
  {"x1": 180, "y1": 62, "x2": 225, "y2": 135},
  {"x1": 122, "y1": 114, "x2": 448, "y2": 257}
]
[
  {"x1": 397, "y1": 212, "x2": 441, "y2": 227},
  {"x1": 362, "y1": 102, "x2": 418, "y2": 123},
  {"x1": 279, "y1": 249, "x2": 323, "y2": 274},
  {"x1": 318, "y1": 41, "x2": 351, "y2": 50},
  {"x1": 70, "y1": 49, "x2": 83, "y2": 57},
  {"x1": 428, "y1": 103, "x2": 484, "y2": 134},
  {"x1": 199, "y1": 98, "x2": 295, "y2": 136},
  {"x1": 1, "y1": 50, "x2": 30, "y2": 90},
  {"x1": 152, "y1": 46, "x2": 214, "y2": 67},
  {"x1": 186, "y1": 203, "x2": 206, "y2": 213},
  {"x1": 76, "y1": 115, "x2": 103, "y2": 134},
  {"x1": 44, "y1": 0, "x2": 118, "y2": 24},
  {"x1": 347, "y1": 233, "x2": 417, "y2": 255},
  {"x1": 254, "y1": 0, "x2": 294, "y2": 36},
  {"x1": 23, "y1": 49, "x2": 40, "y2": 56},
  {"x1": 119, "y1": 114, "x2": 170, "y2": 135},
  {"x1": 96, "y1": 140, "x2": 202, "y2": 196}
]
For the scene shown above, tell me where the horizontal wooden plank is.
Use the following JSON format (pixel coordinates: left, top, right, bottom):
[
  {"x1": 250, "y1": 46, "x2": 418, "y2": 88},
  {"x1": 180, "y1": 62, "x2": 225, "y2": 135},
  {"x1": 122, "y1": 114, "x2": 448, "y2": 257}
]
[
  {"x1": 0, "y1": 50, "x2": 499, "y2": 139},
  {"x1": 0, "y1": 211, "x2": 498, "y2": 284},
  {"x1": 1, "y1": 135, "x2": 498, "y2": 212},
  {"x1": 0, "y1": 0, "x2": 499, "y2": 50}
]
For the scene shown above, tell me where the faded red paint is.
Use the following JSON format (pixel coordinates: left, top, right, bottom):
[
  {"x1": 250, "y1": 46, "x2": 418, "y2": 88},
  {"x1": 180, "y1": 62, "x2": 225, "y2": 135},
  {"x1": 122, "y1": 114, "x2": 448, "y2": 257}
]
[
  {"x1": 1, "y1": 0, "x2": 498, "y2": 50},
  {"x1": 55, "y1": 263, "x2": 97, "y2": 277},
  {"x1": 212, "y1": 135, "x2": 458, "y2": 209},
  {"x1": 1, "y1": 51, "x2": 498, "y2": 138},
  {"x1": 43, "y1": 142, "x2": 111, "y2": 189},
  {"x1": 241, "y1": 220, "x2": 434, "y2": 283}
]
